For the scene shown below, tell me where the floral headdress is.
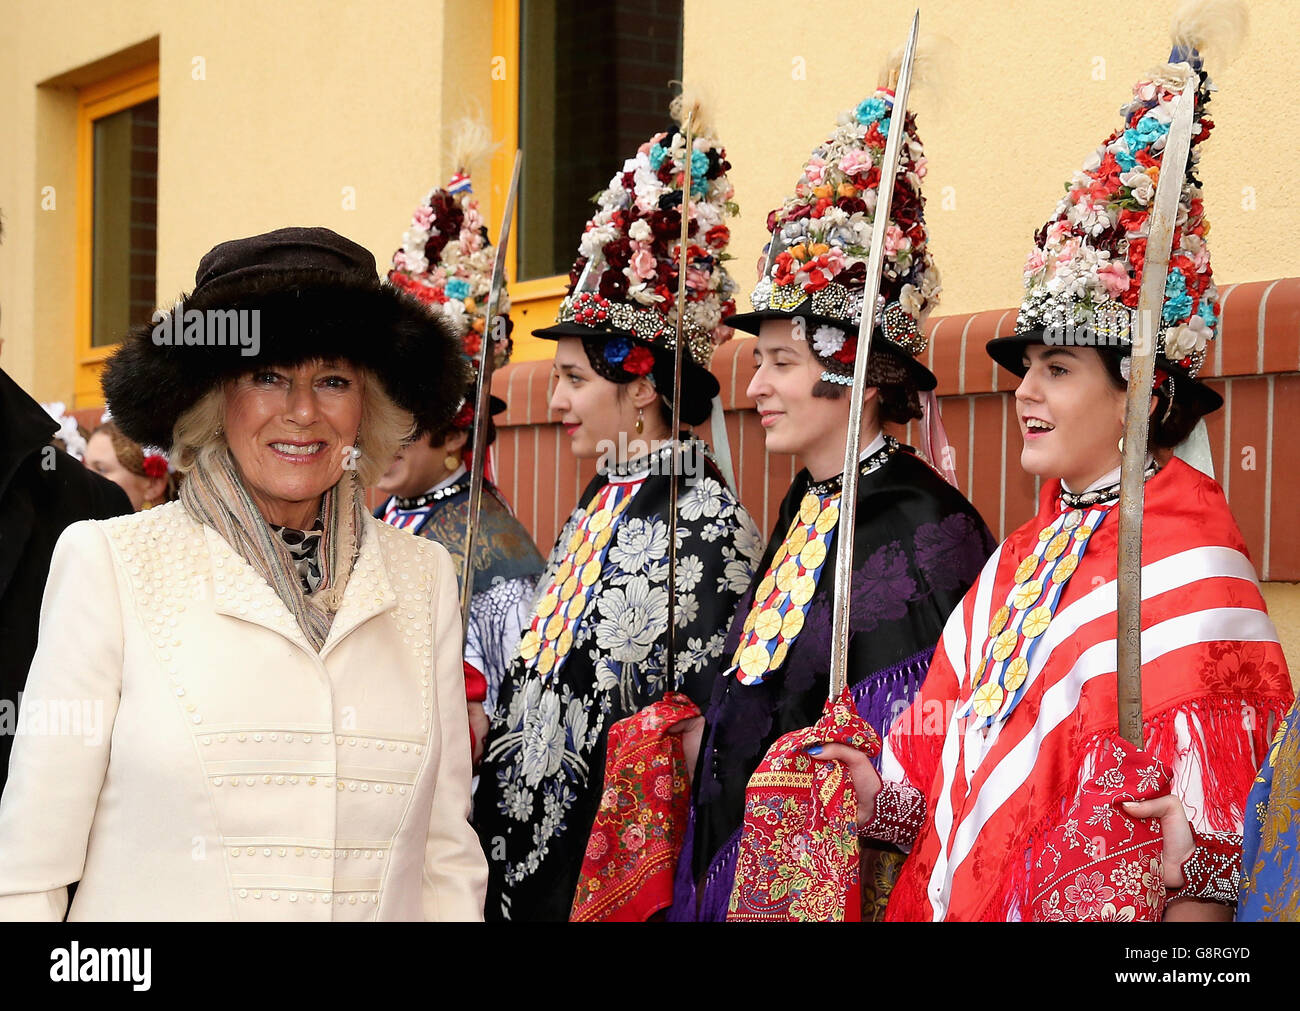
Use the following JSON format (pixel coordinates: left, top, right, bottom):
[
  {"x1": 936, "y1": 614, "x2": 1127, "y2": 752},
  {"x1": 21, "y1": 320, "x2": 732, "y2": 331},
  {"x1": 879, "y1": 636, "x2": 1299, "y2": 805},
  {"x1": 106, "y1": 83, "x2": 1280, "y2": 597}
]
[
  {"x1": 41, "y1": 401, "x2": 87, "y2": 461},
  {"x1": 388, "y1": 121, "x2": 513, "y2": 431},
  {"x1": 542, "y1": 98, "x2": 739, "y2": 383},
  {"x1": 731, "y1": 49, "x2": 940, "y2": 390},
  {"x1": 994, "y1": 0, "x2": 1244, "y2": 415}
]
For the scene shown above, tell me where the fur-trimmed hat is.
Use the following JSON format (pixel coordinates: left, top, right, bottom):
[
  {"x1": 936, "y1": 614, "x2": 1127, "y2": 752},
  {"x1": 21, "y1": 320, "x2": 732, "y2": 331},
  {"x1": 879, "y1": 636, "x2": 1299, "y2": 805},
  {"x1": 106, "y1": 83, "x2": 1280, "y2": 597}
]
[{"x1": 102, "y1": 226, "x2": 470, "y2": 450}]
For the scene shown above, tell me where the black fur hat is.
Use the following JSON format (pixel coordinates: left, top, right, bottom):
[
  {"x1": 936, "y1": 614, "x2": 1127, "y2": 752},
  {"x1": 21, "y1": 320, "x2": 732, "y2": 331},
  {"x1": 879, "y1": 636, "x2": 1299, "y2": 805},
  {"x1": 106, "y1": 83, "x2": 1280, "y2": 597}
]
[{"x1": 101, "y1": 226, "x2": 470, "y2": 449}]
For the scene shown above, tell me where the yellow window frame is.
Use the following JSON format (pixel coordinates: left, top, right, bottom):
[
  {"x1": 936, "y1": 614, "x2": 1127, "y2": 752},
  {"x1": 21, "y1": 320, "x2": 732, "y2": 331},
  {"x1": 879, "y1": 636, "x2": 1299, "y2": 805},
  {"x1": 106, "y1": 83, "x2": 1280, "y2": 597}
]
[
  {"x1": 491, "y1": 0, "x2": 567, "y2": 363},
  {"x1": 74, "y1": 61, "x2": 160, "y2": 406}
]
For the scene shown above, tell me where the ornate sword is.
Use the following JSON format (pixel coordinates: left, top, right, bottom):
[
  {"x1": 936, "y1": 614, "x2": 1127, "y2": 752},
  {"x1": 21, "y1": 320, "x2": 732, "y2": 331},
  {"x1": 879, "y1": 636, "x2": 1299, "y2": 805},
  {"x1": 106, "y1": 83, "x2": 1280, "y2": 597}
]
[
  {"x1": 460, "y1": 149, "x2": 522, "y2": 631},
  {"x1": 1115, "y1": 78, "x2": 1197, "y2": 747},
  {"x1": 827, "y1": 11, "x2": 920, "y2": 700}
]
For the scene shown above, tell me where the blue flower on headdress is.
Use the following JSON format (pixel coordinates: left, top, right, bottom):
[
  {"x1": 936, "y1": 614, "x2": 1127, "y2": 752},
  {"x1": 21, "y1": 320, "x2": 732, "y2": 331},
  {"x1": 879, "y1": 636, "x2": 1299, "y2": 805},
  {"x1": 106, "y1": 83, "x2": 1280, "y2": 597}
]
[
  {"x1": 1162, "y1": 270, "x2": 1193, "y2": 323},
  {"x1": 1114, "y1": 138, "x2": 1137, "y2": 172},
  {"x1": 445, "y1": 278, "x2": 472, "y2": 300},
  {"x1": 1123, "y1": 113, "x2": 1170, "y2": 157},
  {"x1": 690, "y1": 149, "x2": 710, "y2": 196},
  {"x1": 604, "y1": 336, "x2": 633, "y2": 365},
  {"x1": 854, "y1": 96, "x2": 887, "y2": 126},
  {"x1": 649, "y1": 144, "x2": 667, "y2": 170},
  {"x1": 1197, "y1": 296, "x2": 1218, "y2": 328},
  {"x1": 879, "y1": 116, "x2": 892, "y2": 138}
]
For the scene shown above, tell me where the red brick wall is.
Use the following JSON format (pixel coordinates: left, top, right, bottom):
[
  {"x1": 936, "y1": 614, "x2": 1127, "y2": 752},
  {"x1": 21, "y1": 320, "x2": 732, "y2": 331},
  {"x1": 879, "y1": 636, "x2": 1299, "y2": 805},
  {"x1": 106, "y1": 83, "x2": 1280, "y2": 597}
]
[
  {"x1": 71, "y1": 276, "x2": 1299, "y2": 577},
  {"x1": 490, "y1": 276, "x2": 1300, "y2": 576}
]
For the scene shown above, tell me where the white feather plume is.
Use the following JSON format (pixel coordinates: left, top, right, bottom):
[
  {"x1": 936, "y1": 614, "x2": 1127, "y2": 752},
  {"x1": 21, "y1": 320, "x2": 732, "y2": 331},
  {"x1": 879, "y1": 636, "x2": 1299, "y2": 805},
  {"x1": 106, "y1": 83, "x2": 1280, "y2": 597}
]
[
  {"x1": 447, "y1": 116, "x2": 496, "y2": 176},
  {"x1": 1171, "y1": 0, "x2": 1249, "y2": 66},
  {"x1": 879, "y1": 33, "x2": 953, "y2": 96}
]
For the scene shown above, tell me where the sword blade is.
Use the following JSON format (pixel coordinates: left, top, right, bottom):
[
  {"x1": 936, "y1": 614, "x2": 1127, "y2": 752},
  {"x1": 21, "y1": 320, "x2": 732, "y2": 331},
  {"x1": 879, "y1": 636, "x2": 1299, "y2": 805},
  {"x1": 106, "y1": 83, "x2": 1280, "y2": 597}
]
[
  {"x1": 666, "y1": 112, "x2": 694, "y2": 688},
  {"x1": 1115, "y1": 79, "x2": 1197, "y2": 748},
  {"x1": 461, "y1": 150, "x2": 523, "y2": 631},
  {"x1": 828, "y1": 10, "x2": 920, "y2": 700}
]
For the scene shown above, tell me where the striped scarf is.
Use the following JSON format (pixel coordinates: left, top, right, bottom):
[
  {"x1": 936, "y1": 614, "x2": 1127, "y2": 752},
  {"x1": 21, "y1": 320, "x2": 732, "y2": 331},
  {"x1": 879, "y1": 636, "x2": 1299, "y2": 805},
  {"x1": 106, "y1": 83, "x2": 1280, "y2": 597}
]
[{"x1": 181, "y1": 448, "x2": 365, "y2": 651}]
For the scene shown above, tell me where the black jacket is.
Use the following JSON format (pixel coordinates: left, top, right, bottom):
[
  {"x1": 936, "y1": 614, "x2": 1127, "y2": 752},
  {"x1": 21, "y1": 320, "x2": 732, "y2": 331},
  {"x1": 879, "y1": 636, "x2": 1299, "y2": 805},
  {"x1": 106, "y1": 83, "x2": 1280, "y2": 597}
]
[{"x1": 0, "y1": 368, "x2": 131, "y2": 798}]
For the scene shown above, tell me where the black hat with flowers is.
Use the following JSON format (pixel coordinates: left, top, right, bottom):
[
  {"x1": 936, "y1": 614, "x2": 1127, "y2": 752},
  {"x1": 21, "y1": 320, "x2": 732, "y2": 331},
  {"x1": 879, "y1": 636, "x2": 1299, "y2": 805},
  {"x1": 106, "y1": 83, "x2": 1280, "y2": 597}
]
[
  {"x1": 533, "y1": 100, "x2": 739, "y2": 427},
  {"x1": 725, "y1": 49, "x2": 940, "y2": 394},
  {"x1": 985, "y1": 0, "x2": 1239, "y2": 425},
  {"x1": 388, "y1": 121, "x2": 512, "y2": 435},
  {"x1": 102, "y1": 226, "x2": 469, "y2": 450}
]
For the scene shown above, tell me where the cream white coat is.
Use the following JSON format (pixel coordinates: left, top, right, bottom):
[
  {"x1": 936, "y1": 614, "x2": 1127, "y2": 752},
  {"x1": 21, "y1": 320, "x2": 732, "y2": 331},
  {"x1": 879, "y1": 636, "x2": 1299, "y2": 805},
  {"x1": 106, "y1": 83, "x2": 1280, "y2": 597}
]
[{"x1": 0, "y1": 501, "x2": 487, "y2": 920}]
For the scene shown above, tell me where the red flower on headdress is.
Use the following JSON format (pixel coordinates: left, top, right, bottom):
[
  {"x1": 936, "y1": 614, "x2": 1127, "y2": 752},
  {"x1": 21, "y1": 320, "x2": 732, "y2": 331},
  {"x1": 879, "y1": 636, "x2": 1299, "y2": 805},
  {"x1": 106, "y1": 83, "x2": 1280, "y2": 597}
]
[
  {"x1": 142, "y1": 454, "x2": 169, "y2": 479},
  {"x1": 705, "y1": 224, "x2": 730, "y2": 249},
  {"x1": 623, "y1": 346, "x2": 656, "y2": 376},
  {"x1": 452, "y1": 401, "x2": 475, "y2": 430},
  {"x1": 832, "y1": 336, "x2": 858, "y2": 364}
]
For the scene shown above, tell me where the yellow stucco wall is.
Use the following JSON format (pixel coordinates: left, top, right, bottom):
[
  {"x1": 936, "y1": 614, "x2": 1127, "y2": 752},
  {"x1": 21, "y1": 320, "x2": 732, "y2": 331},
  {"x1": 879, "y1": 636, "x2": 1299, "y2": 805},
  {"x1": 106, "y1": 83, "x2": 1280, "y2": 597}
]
[
  {"x1": 684, "y1": 0, "x2": 1300, "y2": 320},
  {"x1": 0, "y1": 0, "x2": 492, "y2": 402},
  {"x1": 1, "y1": 0, "x2": 1298, "y2": 682}
]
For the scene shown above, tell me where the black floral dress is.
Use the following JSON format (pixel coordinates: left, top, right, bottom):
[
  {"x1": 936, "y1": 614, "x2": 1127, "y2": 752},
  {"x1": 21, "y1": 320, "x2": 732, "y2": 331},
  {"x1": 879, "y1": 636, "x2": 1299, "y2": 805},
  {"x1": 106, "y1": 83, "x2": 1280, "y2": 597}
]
[{"x1": 473, "y1": 439, "x2": 762, "y2": 920}]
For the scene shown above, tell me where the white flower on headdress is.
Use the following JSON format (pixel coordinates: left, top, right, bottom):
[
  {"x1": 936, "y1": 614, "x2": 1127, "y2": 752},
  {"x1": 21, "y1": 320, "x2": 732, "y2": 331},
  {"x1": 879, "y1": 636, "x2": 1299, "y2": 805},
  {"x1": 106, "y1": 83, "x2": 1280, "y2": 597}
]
[
  {"x1": 779, "y1": 220, "x2": 808, "y2": 247},
  {"x1": 1164, "y1": 316, "x2": 1211, "y2": 361},
  {"x1": 1067, "y1": 198, "x2": 1114, "y2": 237},
  {"x1": 628, "y1": 219, "x2": 653, "y2": 243},
  {"x1": 42, "y1": 402, "x2": 87, "y2": 461},
  {"x1": 403, "y1": 225, "x2": 429, "y2": 249},
  {"x1": 899, "y1": 283, "x2": 924, "y2": 319},
  {"x1": 439, "y1": 303, "x2": 470, "y2": 337},
  {"x1": 627, "y1": 282, "x2": 662, "y2": 307},
  {"x1": 920, "y1": 261, "x2": 943, "y2": 301},
  {"x1": 811, "y1": 325, "x2": 847, "y2": 357},
  {"x1": 1120, "y1": 169, "x2": 1156, "y2": 206},
  {"x1": 579, "y1": 220, "x2": 618, "y2": 260}
]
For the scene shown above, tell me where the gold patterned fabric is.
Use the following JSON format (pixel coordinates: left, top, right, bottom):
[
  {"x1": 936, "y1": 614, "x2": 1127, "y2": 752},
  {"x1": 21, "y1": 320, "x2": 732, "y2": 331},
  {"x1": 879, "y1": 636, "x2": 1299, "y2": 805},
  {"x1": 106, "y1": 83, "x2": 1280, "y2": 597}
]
[
  {"x1": 958, "y1": 502, "x2": 1111, "y2": 727},
  {"x1": 517, "y1": 481, "x2": 637, "y2": 683},
  {"x1": 730, "y1": 490, "x2": 841, "y2": 686}
]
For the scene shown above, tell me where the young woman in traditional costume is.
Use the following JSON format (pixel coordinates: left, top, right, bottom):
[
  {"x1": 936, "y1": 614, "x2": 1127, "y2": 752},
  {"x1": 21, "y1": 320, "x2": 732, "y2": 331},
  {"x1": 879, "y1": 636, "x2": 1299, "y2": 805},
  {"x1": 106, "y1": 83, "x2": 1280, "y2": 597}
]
[
  {"x1": 829, "y1": 8, "x2": 1294, "y2": 922},
  {"x1": 472, "y1": 108, "x2": 763, "y2": 921},
  {"x1": 378, "y1": 144, "x2": 545, "y2": 760},
  {"x1": 670, "y1": 57, "x2": 995, "y2": 922}
]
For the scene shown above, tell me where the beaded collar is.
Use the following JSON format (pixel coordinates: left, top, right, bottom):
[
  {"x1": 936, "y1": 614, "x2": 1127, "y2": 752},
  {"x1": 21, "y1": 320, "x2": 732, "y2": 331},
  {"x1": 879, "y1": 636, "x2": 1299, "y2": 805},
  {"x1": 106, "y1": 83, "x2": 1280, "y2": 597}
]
[
  {"x1": 393, "y1": 476, "x2": 471, "y2": 511},
  {"x1": 806, "y1": 435, "x2": 898, "y2": 497},
  {"x1": 1059, "y1": 459, "x2": 1159, "y2": 510}
]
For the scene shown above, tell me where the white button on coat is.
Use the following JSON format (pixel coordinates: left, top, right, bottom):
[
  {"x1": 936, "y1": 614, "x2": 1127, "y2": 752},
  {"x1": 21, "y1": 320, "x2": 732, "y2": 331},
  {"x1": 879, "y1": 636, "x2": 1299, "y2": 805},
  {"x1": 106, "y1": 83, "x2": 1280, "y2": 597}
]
[{"x1": 0, "y1": 503, "x2": 486, "y2": 922}]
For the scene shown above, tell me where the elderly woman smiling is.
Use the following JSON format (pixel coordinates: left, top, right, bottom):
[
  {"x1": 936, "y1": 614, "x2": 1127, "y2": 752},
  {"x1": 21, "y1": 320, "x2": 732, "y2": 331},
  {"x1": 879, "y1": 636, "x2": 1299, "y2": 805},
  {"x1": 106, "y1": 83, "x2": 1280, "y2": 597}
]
[{"x1": 0, "y1": 227, "x2": 487, "y2": 920}]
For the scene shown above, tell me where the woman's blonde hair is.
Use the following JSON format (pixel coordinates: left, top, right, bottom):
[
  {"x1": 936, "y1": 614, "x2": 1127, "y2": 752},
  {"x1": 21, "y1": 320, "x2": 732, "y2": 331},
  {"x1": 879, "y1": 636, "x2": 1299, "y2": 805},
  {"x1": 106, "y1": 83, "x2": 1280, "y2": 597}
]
[{"x1": 171, "y1": 366, "x2": 415, "y2": 488}]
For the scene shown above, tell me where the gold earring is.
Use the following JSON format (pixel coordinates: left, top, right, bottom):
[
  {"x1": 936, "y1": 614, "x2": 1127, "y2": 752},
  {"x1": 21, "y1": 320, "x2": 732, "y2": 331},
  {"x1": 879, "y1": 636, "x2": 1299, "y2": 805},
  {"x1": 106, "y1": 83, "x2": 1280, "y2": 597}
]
[
  {"x1": 1118, "y1": 436, "x2": 1125, "y2": 454},
  {"x1": 635, "y1": 408, "x2": 644, "y2": 436},
  {"x1": 444, "y1": 453, "x2": 460, "y2": 471}
]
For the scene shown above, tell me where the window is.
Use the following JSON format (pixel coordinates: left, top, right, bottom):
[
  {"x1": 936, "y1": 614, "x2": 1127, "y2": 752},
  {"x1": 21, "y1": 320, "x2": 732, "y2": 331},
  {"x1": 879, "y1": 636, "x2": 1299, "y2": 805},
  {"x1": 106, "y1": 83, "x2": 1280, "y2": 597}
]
[
  {"x1": 75, "y1": 63, "x2": 159, "y2": 402},
  {"x1": 493, "y1": 0, "x2": 683, "y2": 358}
]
